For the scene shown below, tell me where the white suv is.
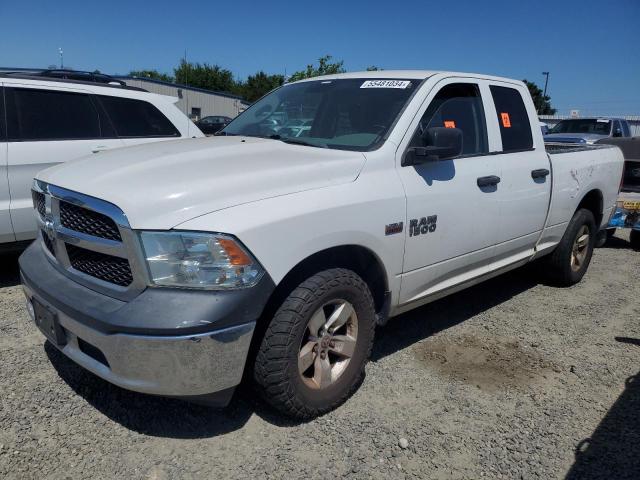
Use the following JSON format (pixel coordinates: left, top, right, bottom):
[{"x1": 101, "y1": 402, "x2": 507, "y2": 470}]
[{"x1": 0, "y1": 72, "x2": 203, "y2": 247}]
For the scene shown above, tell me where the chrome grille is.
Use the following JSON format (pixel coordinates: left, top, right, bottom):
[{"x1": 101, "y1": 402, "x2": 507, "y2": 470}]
[
  {"x1": 66, "y1": 244, "x2": 133, "y2": 287},
  {"x1": 32, "y1": 191, "x2": 46, "y2": 218},
  {"x1": 60, "y1": 201, "x2": 122, "y2": 241},
  {"x1": 31, "y1": 181, "x2": 147, "y2": 301},
  {"x1": 42, "y1": 231, "x2": 56, "y2": 255}
]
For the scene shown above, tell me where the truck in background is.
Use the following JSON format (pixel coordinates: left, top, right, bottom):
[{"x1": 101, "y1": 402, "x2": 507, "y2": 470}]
[
  {"x1": 544, "y1": 117, "x2": 631, "y2": 144},
  {"x1": 597, "y1": 136, "x2": 640, "y2": 249}
]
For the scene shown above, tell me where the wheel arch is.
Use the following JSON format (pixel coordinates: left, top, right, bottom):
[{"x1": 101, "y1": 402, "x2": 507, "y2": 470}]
[
  {"x1": 576, "y1": 188, "x2": 604, "y2": 229},
  {"x1": 243, "y1": 244, "x2": 390, "y2": 376},
  {"x1": 264, "y1": 244, "x2": 389, "y2": 318}
]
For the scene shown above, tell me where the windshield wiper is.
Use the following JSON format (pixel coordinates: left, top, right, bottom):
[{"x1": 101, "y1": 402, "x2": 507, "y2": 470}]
[{"x1": 268, "y1": 134, "x2": 326, "y2": 148}]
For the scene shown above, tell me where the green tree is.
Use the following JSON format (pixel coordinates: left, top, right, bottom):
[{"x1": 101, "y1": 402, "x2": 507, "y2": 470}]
[
  {"x1": 129, "y1": 69, "x2": 174, "y2": 82},
  {"x1": 240, "y1": 71, "x2": 285, "y2": 102},
  {"x1": 523, "y1": 79, "x2": 556, "y2": 115},
  {"x1": 288, "y1": 55, "x2": 346, "y2": 82},
  {"x1": 174, "y1": 60, "x2": 237, "y2": 93}
]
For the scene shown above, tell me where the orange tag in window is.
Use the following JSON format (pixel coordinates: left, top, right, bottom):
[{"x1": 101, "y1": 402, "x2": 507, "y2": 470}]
[
  {"x1": 500, "y1": 112, "x2": 511, "y2": 128},
  {"x1": 444, "y1": 120, "x2": 456, "y2": 128}
]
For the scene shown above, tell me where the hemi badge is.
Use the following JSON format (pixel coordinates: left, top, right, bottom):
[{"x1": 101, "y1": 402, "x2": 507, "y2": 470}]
[{"x1": 385, "y1": 222, "x2": 404, "y2": 236}]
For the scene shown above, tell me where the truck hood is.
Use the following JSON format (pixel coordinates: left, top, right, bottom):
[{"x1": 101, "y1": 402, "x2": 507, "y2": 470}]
[
  {"x1": 544, "y1": 133, "x2": 607, "y2": 144},
  {"x1": 38, "y1": 136, "x2": 366, "y2": 229}
]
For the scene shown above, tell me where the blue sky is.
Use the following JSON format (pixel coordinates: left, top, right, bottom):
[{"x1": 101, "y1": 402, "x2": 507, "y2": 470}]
[{"x1": 1, "y1": 0, "x2": 639, "y2": 115}]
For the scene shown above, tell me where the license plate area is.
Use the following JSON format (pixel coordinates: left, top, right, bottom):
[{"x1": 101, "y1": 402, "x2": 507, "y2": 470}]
[{"x1": 32, "y1": 298, "x2": 67, "y2": 346}]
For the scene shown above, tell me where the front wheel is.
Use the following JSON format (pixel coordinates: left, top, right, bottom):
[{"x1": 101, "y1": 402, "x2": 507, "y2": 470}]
[
  {"x1": 544, "y1": 208, "x2": 596, "y2": 286},
  {"x1": 253, "y1": 268, "x2": 376, "y2": 419}
]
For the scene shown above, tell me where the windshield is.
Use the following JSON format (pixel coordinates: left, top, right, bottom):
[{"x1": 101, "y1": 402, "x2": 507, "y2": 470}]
[
  {"x1": 549, "y1": 119, "x2": 612, "y2": 135},
  {"x1": 221, "y1": 78, "x2": 418, "y2": 151}
]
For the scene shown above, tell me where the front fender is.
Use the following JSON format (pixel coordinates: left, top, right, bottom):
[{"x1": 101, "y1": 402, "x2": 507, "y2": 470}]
[{"x1": 176, "y1": 178, "x2": 406, "y2": 306}]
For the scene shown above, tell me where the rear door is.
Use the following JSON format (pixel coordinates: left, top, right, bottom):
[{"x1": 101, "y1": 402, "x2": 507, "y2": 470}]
[
  {"x1": 396, "y1": 78, "x2": 503, "y2": 305},
  {"x1": 6, "y1": 85, "x2": 124, "y2": 241},
  {"x1": 0, "y1": 85, "x2": 14, "y2": 243},
  {"x1": 487, "y1": 83, "x2": 551, "y2": 265}
]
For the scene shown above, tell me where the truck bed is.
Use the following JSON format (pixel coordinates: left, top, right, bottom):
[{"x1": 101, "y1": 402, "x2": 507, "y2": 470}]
[
  {"x1": 544, "y1": 142, "x2": 614, "y2": 154},
  {"x1": 543, "y1": 142, "x2": 624, "y2": 231}
]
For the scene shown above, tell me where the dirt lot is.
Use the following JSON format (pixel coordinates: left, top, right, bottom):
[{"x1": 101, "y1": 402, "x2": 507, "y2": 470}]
[{"x1": 1, "y1": 232, "x2": 639, "y2": 480}]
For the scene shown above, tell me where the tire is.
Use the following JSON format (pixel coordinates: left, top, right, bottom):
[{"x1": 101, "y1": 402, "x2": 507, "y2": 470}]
[
  {"x1": 544, "y1": 208, "x2": 596, "y2": 286},
  {"x1": 253, "y1": 268, "x2": 376, "y2": 419},
  {"x1": 631, "y1": 230, "x2": 640, "y2": 251},
  {"x1": 595, "y1": 228, "x2": 616, "y2": 248},
  {"x1": 595, "y1": 230, "x2": 607, "y2": 248}
]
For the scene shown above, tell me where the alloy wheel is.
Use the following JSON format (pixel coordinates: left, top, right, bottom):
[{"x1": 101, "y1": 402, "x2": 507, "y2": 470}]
[
  {"x1": 298, "y1": 300, "x2": 358, "y2": 389},
  {"x1": 571, "y1": 225, "x2": 590, "y2": 272}
]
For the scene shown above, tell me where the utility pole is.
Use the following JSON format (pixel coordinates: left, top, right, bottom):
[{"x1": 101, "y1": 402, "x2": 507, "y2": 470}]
[
  {"x1": 59, "y1": 48, "x2": 64, "y2": 69},
  {"x1": 542, "y1": 71, "x2": 550, "y2": 99}
]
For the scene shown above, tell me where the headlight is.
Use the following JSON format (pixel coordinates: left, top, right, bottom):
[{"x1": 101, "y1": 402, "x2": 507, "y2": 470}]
[{"x1": 139, "y1": 231, "x2": 264, "y2": 289}]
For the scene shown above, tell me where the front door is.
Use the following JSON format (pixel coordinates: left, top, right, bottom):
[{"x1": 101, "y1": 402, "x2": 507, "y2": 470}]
[{"x1": 396, "y1": 79, "x2": 503, "y2": 305}]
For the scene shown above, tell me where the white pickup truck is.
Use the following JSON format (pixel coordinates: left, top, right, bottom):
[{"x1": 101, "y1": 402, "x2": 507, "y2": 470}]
[{"x1": 20, "y1": 71, "x2": 624, "y2": 419}]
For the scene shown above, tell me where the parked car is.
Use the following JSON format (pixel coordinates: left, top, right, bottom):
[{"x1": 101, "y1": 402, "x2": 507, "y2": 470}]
[
  {"x1": 539, "y1": 121, "x2": 550, "y2": 135},
  {"x1": 274, "y1": 119, "x2": 313, "y2": 138},
  {"x1": 196, "y1": 115, "x2": 232, "y2": 135},
  {"x1": 20, "y1": 71, "x2": 623, "y2": 419},
  {"x1": 0, "y1": 72, "x2": 203, "y2": 248},
  {"x1": 544, "y1": 117, "x2": 631, "y2": 144},
  {"x1": 596, "y1": 136, "x2": 640, "y2": 249}
]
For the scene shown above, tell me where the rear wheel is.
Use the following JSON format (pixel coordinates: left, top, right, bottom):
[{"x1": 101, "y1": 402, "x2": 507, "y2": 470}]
[
  {"x1": 544, "y1": 209, "x2": 596, "y2": 286},
  {"x1": 253, "y1": 268, "x2": 376, "y2": 419},
  {"x1": 631, "y1": 230, "x2": 640, "y2": 251}
]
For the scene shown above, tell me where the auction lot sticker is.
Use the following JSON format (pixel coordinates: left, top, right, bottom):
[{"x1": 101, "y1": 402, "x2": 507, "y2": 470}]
[{"x1": 361, "y1": 80, "x2": 411, "y2": 89}]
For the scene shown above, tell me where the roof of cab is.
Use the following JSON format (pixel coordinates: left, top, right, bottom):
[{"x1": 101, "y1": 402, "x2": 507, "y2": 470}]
[{"x1": 293, "y1": 70, "x2": 524, "y2": 85}]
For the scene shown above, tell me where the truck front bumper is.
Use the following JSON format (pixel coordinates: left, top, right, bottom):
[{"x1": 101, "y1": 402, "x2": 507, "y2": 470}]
[{"x1": 19, "y1": 243, "x2": 274, "y2": 405}]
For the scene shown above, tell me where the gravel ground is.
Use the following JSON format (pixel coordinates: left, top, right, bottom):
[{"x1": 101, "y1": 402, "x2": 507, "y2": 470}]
[{"x1": 1, "y1": 232, "x2": 639, "y2": 480}]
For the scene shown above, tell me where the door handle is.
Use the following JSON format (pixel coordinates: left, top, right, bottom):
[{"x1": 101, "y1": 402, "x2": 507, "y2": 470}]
[
  {"x1": 92, "y1": 145, "x2": 108, "y2": 153},
  {"x1": 531, "y1": 168, "x2": 550, "y2": 179},
  {"x1": 477, "y1": 175, "x2": 501, "y2": 187}
]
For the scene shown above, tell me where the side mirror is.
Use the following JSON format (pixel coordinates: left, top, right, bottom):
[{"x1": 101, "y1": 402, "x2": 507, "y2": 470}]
[
  {"x1": 613, "y1": 128, "x2": 622, "y2": 137},
  {"x1": 404, "y1": 127, "x2": 463, "y2": 166}
]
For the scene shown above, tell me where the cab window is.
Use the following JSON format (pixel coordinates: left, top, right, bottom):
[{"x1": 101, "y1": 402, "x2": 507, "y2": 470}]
[
  {"x1": 621, "y1": 121, "x2": 631, "y2": 137},
  {"x1": 409, "y1": 83, "x2": 488, "y2": 156},
  {"x1": 489, "y1": 85, "x2": 533, "y2": 152}
]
